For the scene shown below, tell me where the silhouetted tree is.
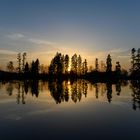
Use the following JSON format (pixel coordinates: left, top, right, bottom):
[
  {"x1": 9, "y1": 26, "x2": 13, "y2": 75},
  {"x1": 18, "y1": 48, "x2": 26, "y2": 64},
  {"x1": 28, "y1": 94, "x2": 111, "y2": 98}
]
[
  {"x1": 64, "y1": 54, "x2": 69, "y2": 74},
  {"x1": 82, "y1": 59, "x2": 88, "y2": 75},
  {"x1": 49, "y1": 52, "x2": 64, "y2": 76},
  {"x1": 57, "y1": 53, "x2": 64, "y2": 75},
  {"x1": 71, "y1": 54, "x2": 78, "y2": 74},
  {"x1": 115, "y1": 61, "x2": 121, "y2": 75},
  {"x1": 31, "y1": 59, "x2": 40, "y2": 77},
  {"x1": 22, "y1": 52, "x2": 27, "y2": 72},
  {"x1": 24, "y1": 62, "x2": 30, "y2": 77},
  {"x1": 77, "y1": 55, "x2": 82, "y2": 75},
  {"x1": 95, "y1": 58, "x2": 99, "y2": 71},
  {"x1": 106, "y1": 54, "x2": 112, "y2": 73},
  {"x1": 24, "y1": 62, "x2": 29, "y2": 73},
  {"x1": 131, "y1": 48, "x2": 136, "y2": 72},
  {"x1": 130, "y1": 48, "x2": 140, "y2": 77},
  {"x1": 35, "y1": 59, "x2": 39, "y2": 75},
  {"x1": 7, "y1": 61, "x2": 14, "y2": 72},
  {"x1": 17, "y1": 53, "x2": 21, "y2": 73}
]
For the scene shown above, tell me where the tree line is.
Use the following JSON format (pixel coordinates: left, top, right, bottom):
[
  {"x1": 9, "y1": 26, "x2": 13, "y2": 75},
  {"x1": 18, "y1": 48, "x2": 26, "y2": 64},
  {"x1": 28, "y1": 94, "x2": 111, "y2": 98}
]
[{"x1": 1, "y1": 48, "x2": 140, "y2": 79}]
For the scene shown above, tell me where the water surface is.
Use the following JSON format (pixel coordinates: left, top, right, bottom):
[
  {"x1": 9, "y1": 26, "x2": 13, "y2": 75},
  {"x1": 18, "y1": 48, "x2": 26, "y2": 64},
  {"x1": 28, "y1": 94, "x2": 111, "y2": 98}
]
[{"x1": 0, "y1": 80, "x2": 140, "y2": 140}]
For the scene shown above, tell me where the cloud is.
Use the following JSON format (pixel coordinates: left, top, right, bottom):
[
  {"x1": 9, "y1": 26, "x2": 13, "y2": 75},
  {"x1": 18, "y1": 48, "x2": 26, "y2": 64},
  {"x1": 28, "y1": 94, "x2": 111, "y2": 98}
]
[
  {"x1": 6, "y1": 33, "x2": 25, "y2": 40},
  {"x1": 0, "y1": 49, "x2": 17, "y2": 55},
  {"x1": 28, "y1": 38, "x2": 55, "y2": 45}
]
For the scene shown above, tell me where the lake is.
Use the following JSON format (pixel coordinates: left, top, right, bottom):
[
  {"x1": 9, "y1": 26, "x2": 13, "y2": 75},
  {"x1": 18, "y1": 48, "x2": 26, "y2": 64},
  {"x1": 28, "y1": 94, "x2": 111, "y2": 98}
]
[{"x1": 0, "y1": 80, "x2": 140, "y2": 140}]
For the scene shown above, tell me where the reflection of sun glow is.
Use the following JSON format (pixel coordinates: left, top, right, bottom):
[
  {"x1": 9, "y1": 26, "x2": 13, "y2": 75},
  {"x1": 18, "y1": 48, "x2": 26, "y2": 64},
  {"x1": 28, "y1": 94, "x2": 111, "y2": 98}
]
[
  {"x1": 68, "y1": 67, "x2": 71, "y2": 72},
  {"x1": 68, "y1": 64, "x2": 71, "y2": 72},
  {"x1": 68, "y1": 81, "x2": 70, "y2": 85}
]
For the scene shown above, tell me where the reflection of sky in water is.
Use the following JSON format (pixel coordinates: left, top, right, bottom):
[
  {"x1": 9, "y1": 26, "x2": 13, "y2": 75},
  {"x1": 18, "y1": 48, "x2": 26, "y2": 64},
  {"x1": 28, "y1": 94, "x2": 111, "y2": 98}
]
[{"x1": 0, "y1": 80, "x2": 140, "y2": 140}]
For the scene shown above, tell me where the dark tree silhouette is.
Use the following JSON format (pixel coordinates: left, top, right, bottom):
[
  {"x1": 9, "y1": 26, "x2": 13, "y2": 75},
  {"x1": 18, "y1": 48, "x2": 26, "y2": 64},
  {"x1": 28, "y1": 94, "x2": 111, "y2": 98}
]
[
  {"x1": 22, "y1": 52, "x2": 27, "y2": 72},
  {"x1": 49, "y1": 52, "x2": 64, "y2": 76},
  {"x1": 106, "y1": 54, "x2": 112, "y2": 73},
  {"x1": 64, "y1": 54, "x2": 69, "y2": 74},
  {"x1": 7, "y1": 61, "x2": 14, "y2": 72},
  {"x1": 131, "y1": 48, "x2": 136, "y2": 72},
  {"x1": 95, "y1": 58, "x2": 99, "y2": 71},
  {"x1": 130, "y1": 48, "x2": 140, "y2": 77},
  {"x1": 82, "y1": 59, "x2": 88, "y2": 75},
  {"x1": 115, "y1": 61, "x2": 121, "y2": 76},
  {"x1": 24, "y1": 62, "x2": 29, "y2": 73},
  {"x1": 71, "y1": 54, "x2": 78, "y2": 75},
  {"x1": 77, "y1": 55, "x2": 82, "y2": 76},
  {"x1": 17, "y1": 53, "x2": 21, "y2": 73},
  {"x1": 31, "y1": 59, "x2": 40, "y2": 78}
]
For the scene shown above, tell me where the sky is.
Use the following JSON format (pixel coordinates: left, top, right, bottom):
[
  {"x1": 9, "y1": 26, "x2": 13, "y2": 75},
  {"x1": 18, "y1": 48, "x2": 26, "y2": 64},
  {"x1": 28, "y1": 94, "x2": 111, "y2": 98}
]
[{"x1": 0, "y1": 0, "x2": 140, "y2": 70}]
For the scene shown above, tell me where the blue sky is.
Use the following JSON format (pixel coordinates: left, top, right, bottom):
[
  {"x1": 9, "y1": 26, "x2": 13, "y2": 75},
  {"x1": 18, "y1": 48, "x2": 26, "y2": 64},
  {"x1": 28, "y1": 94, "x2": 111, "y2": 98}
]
[{"x1": 0, "y1": 0, "x2": 140, "y2": 69}]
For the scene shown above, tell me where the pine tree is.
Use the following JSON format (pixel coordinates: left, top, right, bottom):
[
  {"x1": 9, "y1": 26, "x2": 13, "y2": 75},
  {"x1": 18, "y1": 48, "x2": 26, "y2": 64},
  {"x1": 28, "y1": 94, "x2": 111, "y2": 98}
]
[
  {"x1": 106, "y1": 54, "x2": 112, "y2": 73},
  {"x1": 17, "y1": 53, "x2": 21, "y2": 73},
  {"x1": 7, "y1": 61, "x2": 14, "y2": 72},
  {"x1": 95, "y1": 58, "x2": 99, "y2": 71},
  {"x1": 77, "y1": 55, "x2": 82, "y2": 75},
  {"x1": 22, "y1": 52, "x2": 27, "y2": 72},
  {"x1": 64, "y1": 54, "x2": 69, "y2": 74},
  {"x1": 71, "y1": 54, "x2": 78, "y2": 74}
]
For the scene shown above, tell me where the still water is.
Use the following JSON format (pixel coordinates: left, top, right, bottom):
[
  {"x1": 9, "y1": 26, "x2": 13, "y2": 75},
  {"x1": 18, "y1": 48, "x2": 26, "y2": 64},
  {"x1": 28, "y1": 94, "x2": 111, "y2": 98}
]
[{"x1": 0, "y1": 80, "x2": 140, "y2": 140}]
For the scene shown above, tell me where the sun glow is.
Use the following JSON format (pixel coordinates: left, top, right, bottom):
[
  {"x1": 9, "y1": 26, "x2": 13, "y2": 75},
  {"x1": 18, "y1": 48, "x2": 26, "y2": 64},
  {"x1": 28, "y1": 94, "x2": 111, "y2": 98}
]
[{"x1": 68, "y1": 67, "x2": 71, "y2": 72}]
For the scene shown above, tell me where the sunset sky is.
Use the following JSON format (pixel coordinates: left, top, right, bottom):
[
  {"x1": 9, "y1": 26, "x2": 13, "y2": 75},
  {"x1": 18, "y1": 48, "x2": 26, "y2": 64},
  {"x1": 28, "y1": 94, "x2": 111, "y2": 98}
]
[{"x1": 0, "y1": 0, "x2": 140, "y2": 69}]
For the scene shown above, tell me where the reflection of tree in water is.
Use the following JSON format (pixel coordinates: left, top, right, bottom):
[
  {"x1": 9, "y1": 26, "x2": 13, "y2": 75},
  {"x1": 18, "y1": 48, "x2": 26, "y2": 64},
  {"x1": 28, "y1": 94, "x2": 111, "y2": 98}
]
[
  {"x1": 16, "y1": 82, "x2": 21, "y2": 104},
  {"x1": 130, "y1": 80, "x2": 140, "y2": 110},
  {"x1": 31, "y1": 80, "x2": 39, "y2": 97},
  {"x1": 77, "y1": 80, "x2": 82, "y2": 101},
  {"x1": 48, "y1": 80, "x2": 65, "y2": 104},
  {"x1": 6, "y1": 82, "x2": 13, "y2": 96},
  {"x1": 115, "y1": 81, "x2": 121, "y2": 96},
  {"x1": 64, "y1": 81, "x2": 69, "y2": 102},
  {"x1": 93, "y1": 83, "x2": 99, "y2": 99},
  {"x1": 24, "y1": 80, "x2": 29, "y2": 94},
  {"x1": 48, "y1": 80, "x2": 88, "y2": 104},
  {"x1": 71, "y1": 80, "x2": 88, "y2": 103},
  {"x1": 71, "y1": 81, "x2": 78, "y2": 103},
  {"x1": 16, "y1": 82, "x2": 26, "y2": 104},
  {"x1": 106, "y1": 83, "x2": 112, "y2": 103},
  {"x1": 82, "y1": 80, "x2": 88, "y2": 98},
  {"x1": 15, "y1": 80, "x2": 39, "y2": 104}
]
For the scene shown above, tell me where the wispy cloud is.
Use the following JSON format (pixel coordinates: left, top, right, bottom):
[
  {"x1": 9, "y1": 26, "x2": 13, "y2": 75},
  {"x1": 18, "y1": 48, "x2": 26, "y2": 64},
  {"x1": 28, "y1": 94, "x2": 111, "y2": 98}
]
[
  {"x1": 28, "y1": 38, "x2": 55, "y2": 45},
  {"x1": 6, "y1": 33, "x2": 25, "y2": 40},
  {"x1": 0, "y1": 49, "x2": 17, "y2": 55}
]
